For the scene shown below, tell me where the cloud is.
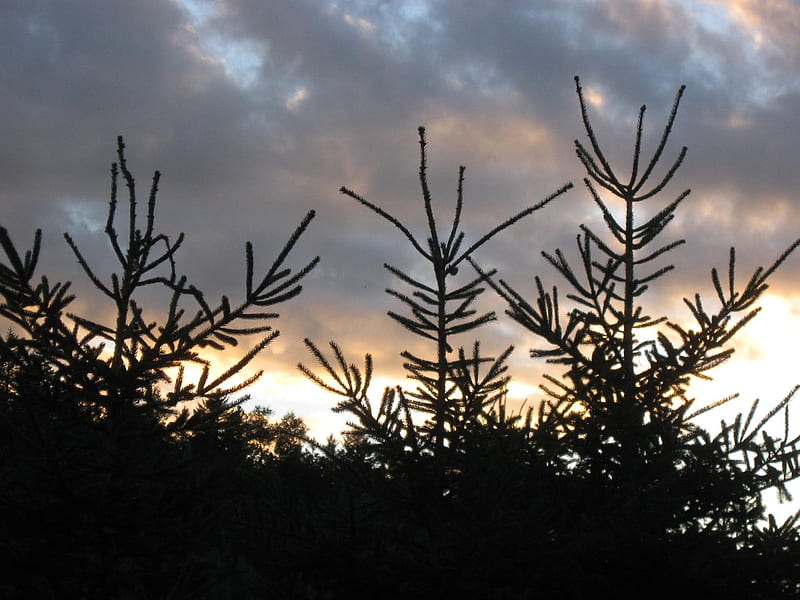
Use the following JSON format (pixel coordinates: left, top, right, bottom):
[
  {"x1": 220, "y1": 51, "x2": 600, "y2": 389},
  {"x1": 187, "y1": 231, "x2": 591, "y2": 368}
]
[{"x1": 285, "y1": 87, "x2": 308, "y2": 111}]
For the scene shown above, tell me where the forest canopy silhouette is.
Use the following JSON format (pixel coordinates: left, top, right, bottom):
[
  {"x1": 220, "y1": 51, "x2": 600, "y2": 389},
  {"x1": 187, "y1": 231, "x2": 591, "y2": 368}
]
[{"x1": 2, "y1": 79, "x2": 799, "y2": 598}]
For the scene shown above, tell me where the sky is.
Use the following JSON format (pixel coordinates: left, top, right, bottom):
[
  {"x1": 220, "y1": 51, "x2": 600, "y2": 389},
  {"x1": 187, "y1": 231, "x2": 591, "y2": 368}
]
[{"x1": 3, "y1": 1, "x2": 800, "y2": 510}]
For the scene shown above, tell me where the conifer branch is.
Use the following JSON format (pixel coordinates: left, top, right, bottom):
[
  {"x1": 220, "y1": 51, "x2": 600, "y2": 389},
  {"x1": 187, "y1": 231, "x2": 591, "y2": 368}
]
[
  {"x1": 339, "y1": 186, "x2": 431, "y2": 260},
  {"x1": 574, "y1": 76, "x2": 619, "y2": 187},
  {"x1": 632, "y1": 85, "x2": 686, "y2": 195},
  {"x1": 452, "y1": 183, "x2": 573, "y2": 269}
]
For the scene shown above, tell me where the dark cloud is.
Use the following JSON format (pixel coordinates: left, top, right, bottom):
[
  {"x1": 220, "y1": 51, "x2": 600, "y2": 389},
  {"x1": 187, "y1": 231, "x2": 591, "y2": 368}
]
[{"x1": 2, "y1": 0, "x2": 800, "y2": 438}]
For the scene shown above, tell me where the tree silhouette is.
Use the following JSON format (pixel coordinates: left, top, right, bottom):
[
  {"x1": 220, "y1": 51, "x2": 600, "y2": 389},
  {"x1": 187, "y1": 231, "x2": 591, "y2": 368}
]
[
  {"x1": 473, "y1": 76, "x2": 800, "y2": 595},
  {"x1": 0, "y1": 137, "x2": 319, "y2": 598},
  {"x1": 293, "y1": 126, "x2": 574, "y2": 597},
  {"x1": 300, "y1": 126, "x2": 571, "y2": 480},
  {"x1": 2, "y1": 84, "x2": 799, "y2": 598}
]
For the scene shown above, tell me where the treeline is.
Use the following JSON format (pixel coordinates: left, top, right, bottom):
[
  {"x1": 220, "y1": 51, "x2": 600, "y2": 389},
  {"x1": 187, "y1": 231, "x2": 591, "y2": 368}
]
[{"x1": 2, "y1": 79, "x2": 799, "y2": 598}]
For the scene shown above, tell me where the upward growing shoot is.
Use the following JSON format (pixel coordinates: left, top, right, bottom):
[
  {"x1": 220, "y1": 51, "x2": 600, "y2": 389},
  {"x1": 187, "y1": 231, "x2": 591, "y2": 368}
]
[{"x1": 302, "y1": 126, "x2": 572, "y2": 464}]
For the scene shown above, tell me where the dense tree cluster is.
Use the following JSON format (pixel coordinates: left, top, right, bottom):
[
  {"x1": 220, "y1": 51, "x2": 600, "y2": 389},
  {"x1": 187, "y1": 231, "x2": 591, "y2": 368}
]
[{"x1": 2, "y1": 81, "x2": 799, "y2": 598}]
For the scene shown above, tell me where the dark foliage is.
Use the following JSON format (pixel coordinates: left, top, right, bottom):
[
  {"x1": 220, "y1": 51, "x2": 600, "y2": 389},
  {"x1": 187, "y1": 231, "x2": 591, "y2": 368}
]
[
  {"x1": 471, "y1": 77, "x2": 800, "y2": 596},
  {"x1": 301, "y1": 82, "x2": 800, "y2": 597},
  {"x1": 2, "y1": 82, "x2": 799, "y2": 599},
  {"x1": 0, "y1": 138, "x2": 321, "y2": 598}
]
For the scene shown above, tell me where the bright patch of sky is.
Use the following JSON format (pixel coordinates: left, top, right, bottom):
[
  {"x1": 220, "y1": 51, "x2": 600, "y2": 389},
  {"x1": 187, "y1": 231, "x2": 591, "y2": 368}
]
[
  {"x1": 178, "y1": 0, "x2": 265, "y2": 90},
  {"x1": 674, "y1": 0, "x2": 732, "y2": 33},
  {"x1": 583, "y1": 86, "x2": 604, "y2": 108},
  {"x1": 387, "y1": 0, "x2": 438, "y2": 41},
  {"x1": 664, "y1": 0, "x2": 733, "y2": 94},
  {"x1": 62, "y1": 198, "x2": 104, "y2": 233},
  {"x1": 179, "y1": 0, "x2": 215, "y2": 24},
  {"x1": 286, "y1": 87, "x2": 308, "y2": 112},
  {"x1": 341, "y1": 0, "x2": 439, "y2": 53},
  {"x1": 343, "y1": 13, "x2": 377, "y2": 37},
  {"x1": 675, "y1": 0, "x2": 794, "y2": 106},
  {"x1": 689, "y1": 293, "x2": 800, "y2": 520}
]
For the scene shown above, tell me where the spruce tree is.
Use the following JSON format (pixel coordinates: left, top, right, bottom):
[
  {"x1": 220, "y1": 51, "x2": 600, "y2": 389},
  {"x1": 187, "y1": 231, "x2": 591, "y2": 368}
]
[
  {"x1": 0, "y1": 137, "x2": 319, "y2": 597},
  {"x1": 300, "y1": 126, "x2": 571, "y2": 479},
  {"x1": 293, "y1": 128, "x2": 574, "y2": 597},
  {"x1": 475, "y1": 77, "x2": 800, "y2": 594}
]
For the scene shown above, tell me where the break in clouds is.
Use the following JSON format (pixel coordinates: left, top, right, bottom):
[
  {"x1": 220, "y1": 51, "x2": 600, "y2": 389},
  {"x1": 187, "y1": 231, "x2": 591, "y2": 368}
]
[{"x1": 2, "y1": 0, "x2": 800, "y2": 430}]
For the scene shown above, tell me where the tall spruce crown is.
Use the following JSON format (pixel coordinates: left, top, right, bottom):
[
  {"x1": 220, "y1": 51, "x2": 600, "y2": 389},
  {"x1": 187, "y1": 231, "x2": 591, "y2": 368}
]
[{"x1": 300, "y1": 126, "x2": 572, "y2": 470}]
